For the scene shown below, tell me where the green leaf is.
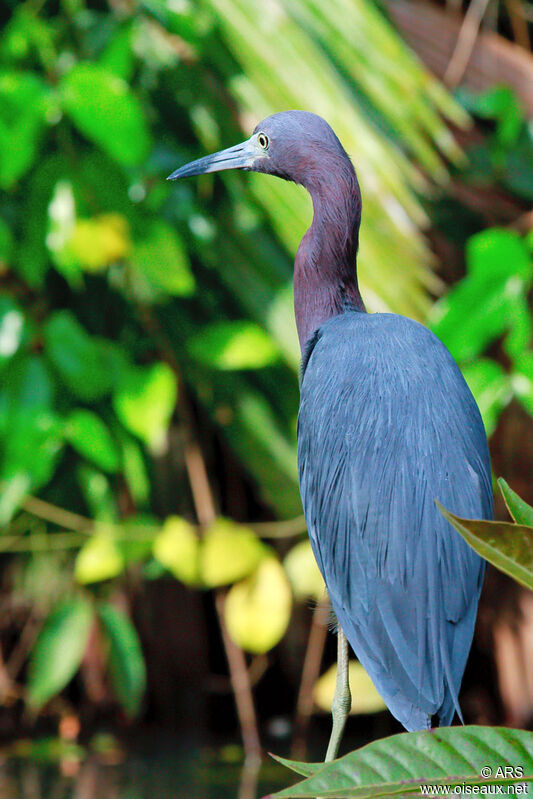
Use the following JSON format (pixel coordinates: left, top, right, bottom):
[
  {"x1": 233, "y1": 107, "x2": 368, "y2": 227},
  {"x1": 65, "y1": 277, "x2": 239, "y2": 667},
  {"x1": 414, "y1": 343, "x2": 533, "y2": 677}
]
[
  {"x1": 188, "y1": 321, "x2": 280, "y2": 370},
  {"x1": 270, "y1": 755, "x2": 320, "y2": 778},
  {"x1": 44, "y1": 311, "x2": 110, "y2": 402},
  {"x1": 0, "y1": 71, "x2": 48, "y2": 187},
  {"x1": 132, "y1": 220, "x2": 195, "y2": 298},
  {"x1": 77, "y1": 465, "x2": 118, "y2": 522},
  {"x1": 437, "y1": 502, "x2": 533, "y2": 591},
  {"x1": 200, "y1": 517, "x2": 267, "y2": 587},
  {"x1": 120, "y1": 434, "x2": 150, "y2": 506},
  {"x1": 461, "y1": 359, "x2": 511, "y2": 437},
  {"x1": 66, "y1": 410, "x2": 120, "y2": 473},
  {"x1": 225, "y1": 557, "x2": 292, "y2": 654},
  {"x1": 313, "y1": 661, "x2": 386, "y2": 716},
  {"x1": 283, "y1": 540, "x2": 325, "y2": 601},
  {"x1": 113, "y1": 362, "x2": 177, "y2": 454},
  {"x1": 498, "y1": 478, "x2": 533, "y2": 527},
  {"x1": 268, "y1": 726, "x2": 533, "y2": 798},
  {"x1": 152, "y1": 516, "x2": 199, "y2": 586},
  {"x1": 98, "y1": 603, "x2": 146, "y2": 717},
  {"x1": 28, "y1": 597, "x2": 93, "y2": 709},
  {"x1": 75, "y1": 533, "x2": 125, "y2": 585},
  {"x1": 430, "y1": 229, "x2": 532, "y2": 362},
  {"x1": 61, "y1": 63, "x2": 150, "y2": 167}
]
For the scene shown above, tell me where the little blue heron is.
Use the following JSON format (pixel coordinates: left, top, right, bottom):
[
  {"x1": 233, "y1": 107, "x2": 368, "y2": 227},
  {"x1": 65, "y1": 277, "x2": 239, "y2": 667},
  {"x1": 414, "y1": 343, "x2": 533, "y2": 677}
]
[{"x1": 168, "y1": 111, "x2": 492, "y2": 759}]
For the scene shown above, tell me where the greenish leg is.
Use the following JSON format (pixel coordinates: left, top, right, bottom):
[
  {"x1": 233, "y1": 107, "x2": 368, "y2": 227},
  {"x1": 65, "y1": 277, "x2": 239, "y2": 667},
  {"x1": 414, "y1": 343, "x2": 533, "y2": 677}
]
[{"x1": 325, "y1": 626, "x2": 351, "y2": 762}]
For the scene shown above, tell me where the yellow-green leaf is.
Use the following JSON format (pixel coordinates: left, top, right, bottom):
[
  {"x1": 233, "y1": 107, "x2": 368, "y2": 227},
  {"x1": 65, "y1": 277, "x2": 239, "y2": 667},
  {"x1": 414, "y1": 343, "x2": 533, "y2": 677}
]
[
  {"x1": 313, "y1": 661, "x2": 386, "y2": 716},
  {"x1": 284, "y1": 540, "x2": 325, "y2": 601},
  {"x1": 438, "y1": 502, "x2": 533, "y2": 591},
  {"x1": 200, "y1": 517, "x2": 266, "y2": 587},
  {"x1": 499, "y1": 478, "x2": 533, "y2": 527},
  {"x1": 75, "y1": 533, "x2": 124, "y2": 584},
  {"x1": 225, "y1": 557, "x2": 292, "y2": 653},
  {"x1": 188, "y1": 321, "x2": 280, "y2": 370},
  {"x1": 152, "y1": 516, "x2": 199, "y2": 586}
]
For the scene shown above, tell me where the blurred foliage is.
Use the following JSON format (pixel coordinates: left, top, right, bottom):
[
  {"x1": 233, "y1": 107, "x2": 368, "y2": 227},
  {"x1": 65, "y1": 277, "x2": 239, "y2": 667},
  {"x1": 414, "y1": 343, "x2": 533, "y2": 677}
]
[
  {"x1": 430, "y1": 227, "x2": 533, "y2": 436},
  {"x1": 429, "y1": 87, "x2": 533, "y2": 437}
]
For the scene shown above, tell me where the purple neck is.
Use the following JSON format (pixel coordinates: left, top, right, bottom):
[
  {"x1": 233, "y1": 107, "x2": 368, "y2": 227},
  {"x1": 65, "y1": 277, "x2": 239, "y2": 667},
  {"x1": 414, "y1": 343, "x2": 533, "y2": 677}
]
[{"x1": 294, "y1": 158, "x2": 364, "y2": 351}]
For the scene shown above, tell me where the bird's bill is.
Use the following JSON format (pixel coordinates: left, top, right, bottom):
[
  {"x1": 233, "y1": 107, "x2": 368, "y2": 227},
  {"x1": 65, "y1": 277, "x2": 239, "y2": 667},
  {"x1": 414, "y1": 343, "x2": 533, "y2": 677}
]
[{"x1": 167, "y1": 137, "x2": 260, "y2": 180}]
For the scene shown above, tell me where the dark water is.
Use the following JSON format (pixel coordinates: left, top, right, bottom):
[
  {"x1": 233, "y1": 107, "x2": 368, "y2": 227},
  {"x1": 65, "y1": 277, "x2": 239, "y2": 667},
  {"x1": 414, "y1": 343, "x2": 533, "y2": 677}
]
[{"x1": 0, "y1": 736, "x2": 291, "y2": 799}]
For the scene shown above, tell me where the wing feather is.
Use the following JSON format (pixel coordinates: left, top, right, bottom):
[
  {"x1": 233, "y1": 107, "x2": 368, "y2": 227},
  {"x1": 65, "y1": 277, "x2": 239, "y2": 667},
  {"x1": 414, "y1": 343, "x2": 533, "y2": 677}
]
[{"x1": 298, "y1": 312, "x2": 492, "y2": 730}]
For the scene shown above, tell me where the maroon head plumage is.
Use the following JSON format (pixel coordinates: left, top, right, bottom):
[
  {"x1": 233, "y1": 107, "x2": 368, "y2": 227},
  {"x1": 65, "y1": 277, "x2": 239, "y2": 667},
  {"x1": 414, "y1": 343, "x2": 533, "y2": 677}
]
[{"x1": 168, "y1": 110, "x2": 365, "y2": 349}]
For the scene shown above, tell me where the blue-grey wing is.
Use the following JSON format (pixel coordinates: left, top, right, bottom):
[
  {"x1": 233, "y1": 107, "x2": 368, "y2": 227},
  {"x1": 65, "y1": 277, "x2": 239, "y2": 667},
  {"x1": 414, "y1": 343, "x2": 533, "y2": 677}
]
[{"x1": 298, "y1": 313, "x2": 492, "y2": 731}]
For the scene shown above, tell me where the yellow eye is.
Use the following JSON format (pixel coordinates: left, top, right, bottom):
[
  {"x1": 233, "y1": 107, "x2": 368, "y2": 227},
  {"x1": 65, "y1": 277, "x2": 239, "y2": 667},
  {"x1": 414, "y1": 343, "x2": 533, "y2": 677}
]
[{"x1": 257, "y1": 133, "x2": 269, "y2": 150}]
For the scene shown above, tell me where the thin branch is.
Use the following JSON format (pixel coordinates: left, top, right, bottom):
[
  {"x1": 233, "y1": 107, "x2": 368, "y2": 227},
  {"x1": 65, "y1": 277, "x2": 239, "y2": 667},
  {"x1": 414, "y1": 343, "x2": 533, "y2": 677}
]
[
  {"x1": 291, "y1": 598, "x2": 329, "y2": 760},
  {"x1": 444, "y1": 0, "x2": 492, "y2": 88},
  {"x1": 504, "y1": 0, "x2": 531, "y2": 50},
  {"x1": 20, "y1": 496, "x2": 90, "y2": 533},
  {"x1": 250, "y1": 515, "x2": 307, "y2": 539},
  {"x1": 216, "y1": 592, "x2": 262, "y2": 766}
]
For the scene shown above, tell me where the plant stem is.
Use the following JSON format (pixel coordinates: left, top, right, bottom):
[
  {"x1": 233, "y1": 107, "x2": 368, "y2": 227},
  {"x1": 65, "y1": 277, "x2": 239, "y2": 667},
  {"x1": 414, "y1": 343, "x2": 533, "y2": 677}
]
[{"x1": 291, "y1": 597, "x2": 329, "y2": 760}]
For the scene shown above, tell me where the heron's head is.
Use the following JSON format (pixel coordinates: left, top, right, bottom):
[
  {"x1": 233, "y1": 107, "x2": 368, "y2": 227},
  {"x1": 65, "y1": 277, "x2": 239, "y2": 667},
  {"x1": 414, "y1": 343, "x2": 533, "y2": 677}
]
[{"x1": 167, "y1": 110, "x2": 353, "y2": 191}]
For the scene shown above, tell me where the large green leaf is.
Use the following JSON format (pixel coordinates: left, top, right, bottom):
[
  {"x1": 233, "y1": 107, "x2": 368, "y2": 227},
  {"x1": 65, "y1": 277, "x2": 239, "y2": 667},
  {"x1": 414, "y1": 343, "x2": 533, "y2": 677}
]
[
  {"x1": 267, "y1": 726, "x2": 533, "y2": 798},
  {"x1": 98, "y1": 602, "x2": 146, "y2": 717},
  {"x1": 28, "y1": 597, "x2": 94, "y2": 708},
  {"x1": 498, "y1": 478, "x2": 533, "y2": 527},
  {"x1": 438, "y1": 503, "x2": 533, "y2": 591},
  {"x1": 61, "y1": 63, "x2": 150, "y2": 167}
]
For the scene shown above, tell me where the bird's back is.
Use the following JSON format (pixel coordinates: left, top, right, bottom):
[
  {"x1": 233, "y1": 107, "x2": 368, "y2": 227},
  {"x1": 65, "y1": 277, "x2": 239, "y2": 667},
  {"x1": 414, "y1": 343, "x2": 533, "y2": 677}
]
[{"x1": 298, "y1": 311, "x2": 492, "y2": 730}]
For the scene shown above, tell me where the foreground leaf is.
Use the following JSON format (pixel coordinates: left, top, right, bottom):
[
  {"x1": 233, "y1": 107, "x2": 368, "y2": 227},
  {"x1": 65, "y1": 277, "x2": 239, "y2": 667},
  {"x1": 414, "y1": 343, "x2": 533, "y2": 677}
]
[
  {"x1": 266, "y1": 726, "x2": 533, "y2": 798},
  {"x1": 438, "y1": 503, "x2": 533, "y2": 591},
  {"x1": 28, "y1": 597, "x2": 93, "y2": 708},
  {"x1": 98, "y1": 603, "x2": 146, "y2": 717},
  {"x1": 499, "y1": 478, "x2": 533, "y2": 527}
]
